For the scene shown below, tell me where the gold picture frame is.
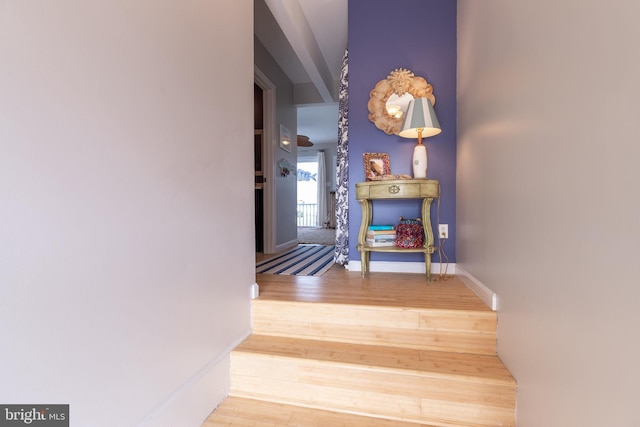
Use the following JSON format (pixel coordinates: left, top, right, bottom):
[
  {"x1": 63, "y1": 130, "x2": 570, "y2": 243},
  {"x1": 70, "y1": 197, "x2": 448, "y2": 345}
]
[{"x1": 363, "y1": 152, "x2": 391, "y2": 181}]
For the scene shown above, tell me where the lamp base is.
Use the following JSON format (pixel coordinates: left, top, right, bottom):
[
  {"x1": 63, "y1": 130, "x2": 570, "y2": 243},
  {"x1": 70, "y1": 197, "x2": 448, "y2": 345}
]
[{"x1": 412, "y1": 144, "x2": 428, "y2": 179}]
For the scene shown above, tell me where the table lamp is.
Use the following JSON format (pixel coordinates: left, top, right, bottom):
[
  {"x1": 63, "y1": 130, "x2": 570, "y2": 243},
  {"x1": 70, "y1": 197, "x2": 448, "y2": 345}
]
[{"x1": 398, "y1": 97, "x2": 441, "y2": 179}]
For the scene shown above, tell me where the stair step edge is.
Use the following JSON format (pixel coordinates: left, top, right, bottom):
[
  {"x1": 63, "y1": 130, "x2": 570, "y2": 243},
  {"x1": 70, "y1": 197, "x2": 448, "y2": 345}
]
[
  {"x1": 254, "y1": 298, "x2": 495, "y2": 313},
  {"x1": 233, "y1": 335, "x2": 516, "y2": 386},
  {"x1": 224, "y1": 394, "x2": 508, "y2": 427},
  {"x1": 212, "y1": 393, "x2": 468, "y2": 427}
]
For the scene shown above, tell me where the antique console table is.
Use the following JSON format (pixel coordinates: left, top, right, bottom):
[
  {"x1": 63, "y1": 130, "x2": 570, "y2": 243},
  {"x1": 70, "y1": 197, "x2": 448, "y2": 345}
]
[{"x1": 355, "y1": 179, "x2": 440, "y2": 281}]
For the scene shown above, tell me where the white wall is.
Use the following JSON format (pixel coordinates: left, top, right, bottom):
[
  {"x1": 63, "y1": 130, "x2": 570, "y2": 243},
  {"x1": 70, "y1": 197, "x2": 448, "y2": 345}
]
[
  {"x1": 457, "y1": 1, "x2": 640, "y2": 425},
  {"x1": 0, "y1": 1, "x2": 254, "y2": 426}
]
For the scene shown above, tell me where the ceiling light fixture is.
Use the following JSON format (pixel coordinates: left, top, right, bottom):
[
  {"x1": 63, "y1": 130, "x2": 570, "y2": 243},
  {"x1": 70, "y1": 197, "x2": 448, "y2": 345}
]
[{"x1": 297, "y1": 135, "x2": 314, "y2": 147}]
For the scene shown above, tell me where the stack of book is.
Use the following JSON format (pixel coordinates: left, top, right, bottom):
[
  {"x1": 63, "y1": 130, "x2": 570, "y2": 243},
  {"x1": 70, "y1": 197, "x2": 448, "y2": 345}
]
[{"x1": 365, "y1": 225, "x2": 396, "y2": 247}]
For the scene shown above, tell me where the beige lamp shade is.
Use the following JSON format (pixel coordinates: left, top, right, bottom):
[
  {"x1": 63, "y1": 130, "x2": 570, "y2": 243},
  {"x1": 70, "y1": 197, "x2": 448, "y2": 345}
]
[{"x1": 398, "y1": 98, "x2": 441, "y2": 139}]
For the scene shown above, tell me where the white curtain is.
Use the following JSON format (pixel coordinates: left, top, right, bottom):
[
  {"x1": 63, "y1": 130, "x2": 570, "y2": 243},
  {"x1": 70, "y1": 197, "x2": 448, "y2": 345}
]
[{"x1": 316, "y1": 150, "x2": 327, "y2": 227}]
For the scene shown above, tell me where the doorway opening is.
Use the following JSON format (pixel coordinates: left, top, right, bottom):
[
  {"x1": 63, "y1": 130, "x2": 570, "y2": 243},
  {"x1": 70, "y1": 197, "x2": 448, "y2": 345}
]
[
  {"x1": 297, "y1": 153, "x2": 336, "y2": 246},
  {"x1": 297, "y1": 157, "x2": 320, "y2": 228},
  {"x1": 254, "y1": 68, "x2": 276, "y2": 254},
  {"x1": 254, "y1": 83, "x2": 264, "y2": 253}
]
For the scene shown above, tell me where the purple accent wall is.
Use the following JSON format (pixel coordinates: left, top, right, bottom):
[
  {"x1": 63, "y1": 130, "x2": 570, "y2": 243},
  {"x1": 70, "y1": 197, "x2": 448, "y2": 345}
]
[{"x1": 348, "y1": 0, "x2": 457, "y2": 264}]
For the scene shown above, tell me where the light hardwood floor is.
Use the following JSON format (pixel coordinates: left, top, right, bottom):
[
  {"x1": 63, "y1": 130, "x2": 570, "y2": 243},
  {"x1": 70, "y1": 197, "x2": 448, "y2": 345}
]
[
  {"x1": 254, "y1": 262, "x2": 490, "y2": 311},
  {"x1": 203, "y1": 258, "x2": 515, "y2": 426}
]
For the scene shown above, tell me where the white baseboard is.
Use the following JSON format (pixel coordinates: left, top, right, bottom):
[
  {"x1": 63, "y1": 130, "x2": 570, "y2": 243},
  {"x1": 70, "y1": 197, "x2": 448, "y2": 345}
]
[
  {"x1": 346, "y1": 261, "x2": 497, "y2": 312},
  {"x1": 347, "y1": 260, "x2": 456, "y2": 274},
  {"x1": 454, "y1": 266, "x2": 498, "y2": 311},
  {"x1": 137, "y1": 330, "x2": 251, "y2": 427},
  {"x1": 274, "y1": 239, "x2": 298, "y2": 253}
]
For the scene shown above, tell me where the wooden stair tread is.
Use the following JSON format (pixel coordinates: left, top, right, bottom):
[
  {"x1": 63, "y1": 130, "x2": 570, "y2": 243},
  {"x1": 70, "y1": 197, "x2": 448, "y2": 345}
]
[
  {"x1": 252, "y1": 299, "x2": 497, "y2": 334},
  {"x1": 204, "y1": 396, "x2": 439, "y2": 426},
  {"x1": 234, "y1": 335, "x2": 515, "y2": 386},
  {"x1": 252, "y1": 298, "x2": 497, "y2": 355},
  {"x1": 256, "y1": 271, "x2": 492, "y2": 312},
  {"x1": 254, "y1": 299, "x2": 496, "y2": 322}
]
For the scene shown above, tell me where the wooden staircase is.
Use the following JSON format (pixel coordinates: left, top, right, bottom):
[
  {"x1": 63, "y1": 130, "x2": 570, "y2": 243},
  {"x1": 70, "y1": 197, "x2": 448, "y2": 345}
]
[{"x1": 203, "y1": 269, "x2": 516, "y2": 426}]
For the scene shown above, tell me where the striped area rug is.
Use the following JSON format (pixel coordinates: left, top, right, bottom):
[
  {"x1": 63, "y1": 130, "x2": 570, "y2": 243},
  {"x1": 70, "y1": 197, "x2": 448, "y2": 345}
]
[{"x1": 256, "y1": 244, "x2": 335, "y2": 276}]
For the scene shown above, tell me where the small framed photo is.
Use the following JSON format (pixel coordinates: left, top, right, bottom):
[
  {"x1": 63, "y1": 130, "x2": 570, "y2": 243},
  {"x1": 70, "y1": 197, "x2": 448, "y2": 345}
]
[
  {"x1": 363, "y1": 152, "x2": 391, "y2": 181},
  {"x1": 279, "y1": 124, "x2": 292, "y2": 152}
]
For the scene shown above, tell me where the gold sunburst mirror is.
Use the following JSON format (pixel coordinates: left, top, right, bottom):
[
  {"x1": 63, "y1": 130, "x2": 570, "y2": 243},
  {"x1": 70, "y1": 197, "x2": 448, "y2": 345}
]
[{"x1": 367, "y1": 68, "x2": 436, "y2": 135}]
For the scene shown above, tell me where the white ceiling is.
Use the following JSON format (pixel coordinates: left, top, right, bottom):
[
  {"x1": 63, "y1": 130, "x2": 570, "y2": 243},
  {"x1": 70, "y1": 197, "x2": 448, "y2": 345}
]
[{"x1": 255, "y1": 0, "x2": 348, "y2": 148}]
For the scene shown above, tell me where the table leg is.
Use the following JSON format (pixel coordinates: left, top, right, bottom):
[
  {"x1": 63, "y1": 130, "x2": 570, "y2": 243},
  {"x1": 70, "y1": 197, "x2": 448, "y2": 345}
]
[
  {"x1": 360, "y1": 250, "x2": 369, "y2": 277},
  {"x1": 422, "y1": 197, "x2": 435, "y2": 281},
  {"x1": 358, "y1": 200, "x2": 372, "y2": 278},
  {"x1": 425, "y1": 255, "x2": 431, "y2": 282}
]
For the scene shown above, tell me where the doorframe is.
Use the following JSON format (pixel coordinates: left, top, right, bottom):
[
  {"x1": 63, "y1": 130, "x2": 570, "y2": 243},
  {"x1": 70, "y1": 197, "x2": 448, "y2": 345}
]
[{"x1": 254, "y1": 66, "x2": 276, "y2": 253}]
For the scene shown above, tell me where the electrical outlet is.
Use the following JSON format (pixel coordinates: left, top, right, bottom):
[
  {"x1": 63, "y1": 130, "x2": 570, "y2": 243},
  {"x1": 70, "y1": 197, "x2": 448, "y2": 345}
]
[{"x1": 438, "y1": 224, "x2": 449, "y2": 239}]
